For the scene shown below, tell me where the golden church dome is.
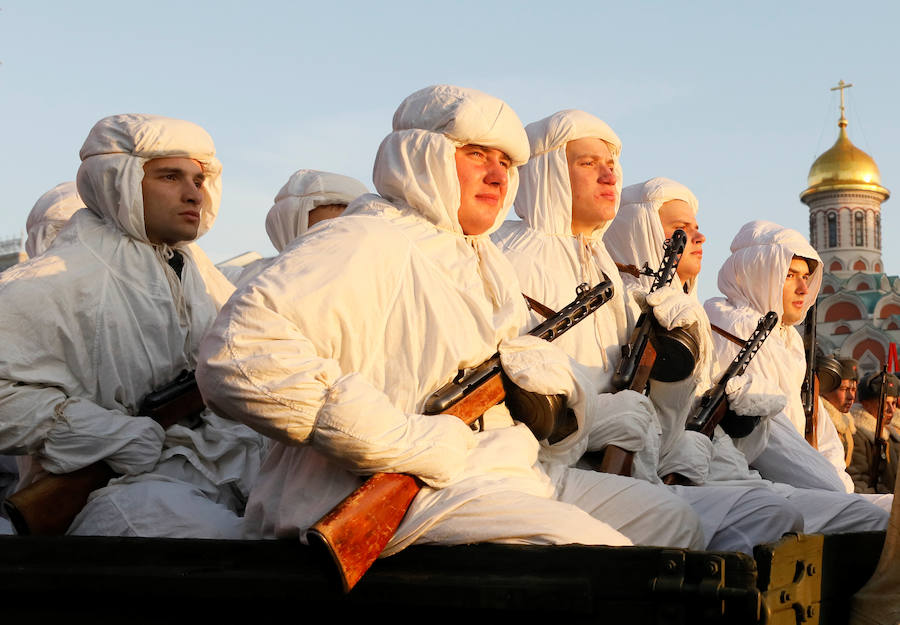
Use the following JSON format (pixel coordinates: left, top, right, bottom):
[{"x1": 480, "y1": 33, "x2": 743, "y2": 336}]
[{"x1": 801, "y1": 117, "x2": 889, "y2": 200}]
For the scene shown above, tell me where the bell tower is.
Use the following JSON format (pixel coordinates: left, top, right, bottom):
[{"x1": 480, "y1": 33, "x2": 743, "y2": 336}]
[{"x1": 801, "y1": 80, "x2": 890, "y2": 276}]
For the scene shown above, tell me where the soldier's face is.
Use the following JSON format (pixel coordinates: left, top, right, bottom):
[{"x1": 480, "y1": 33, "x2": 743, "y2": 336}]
[
  {"x1": 659, "y1": 200, "x2": 705, "y2": 282},
  {"x1": 142, "y1": 157, "x2": 206, "y2": 245},
  {"x1": 781, "y1": 257, "x2": 811, "y2": 325},
  {"x1": 455, "y1": 144, "x2": 510, "y2": 236},
  {"x1": 566, "y1": 138, "x2": 617, "y2": 236},
  {"x1": 824, "y1": 379, "x2": 855, "y2": 413}
]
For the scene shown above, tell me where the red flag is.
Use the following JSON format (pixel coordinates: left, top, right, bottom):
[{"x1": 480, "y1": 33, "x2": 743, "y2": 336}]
[{"x1": 887, "y1": 341, "x2": 898, "y2": 373}]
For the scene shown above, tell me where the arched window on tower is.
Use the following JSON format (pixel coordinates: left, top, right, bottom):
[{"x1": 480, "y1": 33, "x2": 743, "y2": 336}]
[
  {"x1": 828, "y1": 213, "x2": 838, "y2": 247},
  {"x1": 809, "y1": 214, "x2": 816, "y2": 247},
  {"x1": 876, "y1": 217, "x2": 882, "y2": 250},
  {"x1": 855, "y1": 212, "x2": 865, "y2": 246}
]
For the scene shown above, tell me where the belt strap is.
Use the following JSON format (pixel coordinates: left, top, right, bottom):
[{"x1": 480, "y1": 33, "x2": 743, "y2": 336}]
[
  {"x1": 615, "y1": 262, "x2": 642, "y2": 279},
  {"x1": 711, "y1": 324, "x2": 745, "y2": 347},
  {"x1": 523, "y1": 294, "x2": 557, "y2": 320}
]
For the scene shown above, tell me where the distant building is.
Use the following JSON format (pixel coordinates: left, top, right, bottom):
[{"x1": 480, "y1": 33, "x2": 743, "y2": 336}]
[
  {"x1": 804, "y1": 81, "x2": 894, "y2": 375},
  {"x1": 0, "y1": 234, "x2": 26, "y2": 272}
]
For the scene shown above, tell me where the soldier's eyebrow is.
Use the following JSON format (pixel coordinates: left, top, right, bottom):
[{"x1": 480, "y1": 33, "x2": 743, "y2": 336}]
[{"x1": 151, "y1": 166, "x2": 205, "y2": 182}]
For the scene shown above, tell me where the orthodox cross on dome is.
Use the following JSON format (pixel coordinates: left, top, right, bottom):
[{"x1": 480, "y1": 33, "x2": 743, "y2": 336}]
[{"x1": 831, "y1": 80, "x2": 853, "y2": 128}]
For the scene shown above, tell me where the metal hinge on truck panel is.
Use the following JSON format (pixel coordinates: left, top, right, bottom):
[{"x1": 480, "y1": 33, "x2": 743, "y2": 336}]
[
  {"x1": 650, "y1": 550, "x2": 764, "y2": 625},
  {"x1": 756, "y1": 533, "x2": 822, "y2": 625}
]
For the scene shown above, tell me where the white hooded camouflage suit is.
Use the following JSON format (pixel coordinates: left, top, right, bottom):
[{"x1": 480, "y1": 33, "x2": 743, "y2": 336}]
[
  {"x1": 0, "y1": 114, "x2": 266, "y2": 538},
  {"x1": 198, "y1": 86, "x2": 703, "y2": 552},
  {"x1": 705, "y1": 220, "x2": 888, "y2": 531},
  {"x1": 495, "y1": 121, "x2": 801, "y2": 553}
]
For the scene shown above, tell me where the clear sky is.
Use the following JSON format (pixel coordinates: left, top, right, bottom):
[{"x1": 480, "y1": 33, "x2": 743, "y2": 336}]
[{"x1": 2, "y1": 1, "x2": 898, "y2": 302}]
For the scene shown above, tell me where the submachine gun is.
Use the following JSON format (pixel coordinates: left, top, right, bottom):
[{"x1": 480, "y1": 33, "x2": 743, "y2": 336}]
[
  {"x1": 610, "y1": 228, "x2": 692, "y2": 392},
  {"x1": 867, "y1": 364, "x2": 889, "y2": 491},
  {"x1": 308, "y1": 276, "x2": 616, "y2": 593},
  {"x1": 587, "y1": 229, "x2": 699, "y2": 476},
  {"x1": 662, "y1": 311, "x2": 779, "y2": 485},
  {"x1": 2, "y1": 370, "x2": 204, "y2": 536}
]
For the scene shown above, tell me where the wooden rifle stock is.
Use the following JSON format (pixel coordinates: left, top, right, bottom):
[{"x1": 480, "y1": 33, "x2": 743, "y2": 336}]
[
  {"x1": 582, "y1": 445, "x2": 634, "y2": 476},
  {"x1": 867, "y1": 365, "x2": 889, "y2": 490},
  {"x1": 2, "y1": 463, "x2": 116, "y2": 536},
  {"x1": 582, "y1": 341, "x2": 656, "y2": 476},
  {"x1": 307, "y1": 374, "x2": 505, "y2": 593},
  {"x1": 308, "y1": 278, "x2": 616, "y2": 593},
  {"x1": 1, "y1": 371, "x2": 204, "y2": 536}
]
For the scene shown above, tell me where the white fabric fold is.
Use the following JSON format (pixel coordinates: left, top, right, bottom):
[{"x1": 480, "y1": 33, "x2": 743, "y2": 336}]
[{"x1": 585, "y1": 391, "x2": 654, "y2": 455}]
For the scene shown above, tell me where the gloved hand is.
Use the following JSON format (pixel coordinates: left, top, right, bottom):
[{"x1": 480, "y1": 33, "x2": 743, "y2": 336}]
[
  {"x1": 658, "y1": 430, "x2": 714, "y2": 485},
  {"x1": 500, "y1": 334, "x2": 586, "y2": 452},
  {"x1": 314, "y1": 372, "x2": 475, "y2": 488},
  {"x1": 585, "y1": 390, "x2": 654, "y2": 453},
  {"x1": 499, "y1": 334, "x2": 577, "y2": 399},
  {"x1": 40, "y1": 397, "x2": 166, "y2": 475},
  {"x1": 725, "y1": 373, "x2": 787, "y2": 418},
  {"x1": 641, "y1": 284, "x2": 705, "y2": 331}
]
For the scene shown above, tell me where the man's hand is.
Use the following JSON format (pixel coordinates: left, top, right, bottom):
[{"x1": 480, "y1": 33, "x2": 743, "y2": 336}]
[
  {"x1": 641, "y1": 284, "x2": 704, "y2": 331},
  {"x1": 725, "y1": 373, "x2": 787, "y2": 418},
  {"x1": 659, "y1": 430, "x2": 714, "y2": 485},
  {"x1": 39, "y1": 397, "x2": 165, "y2": 476},
  {"x1": 499, "y1": 334, "x2": 577, "y2": 398},
  {"x1": 314, "y1": 373, "x2": 475, "y2": 488},
  {"x1": 586, "y1": 390, "x2": 654, "y2": 453}
]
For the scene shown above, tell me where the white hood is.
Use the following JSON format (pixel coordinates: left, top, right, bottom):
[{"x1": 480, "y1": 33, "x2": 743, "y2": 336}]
[
  {"x1": 372, "y1": 84, "x2": 529, "y2": 237},
  {"x1": 492, "y1": 110, "x2": 629, "y2": 380},
  {"x1": 266, "y1": 170, "x2": 368, "y2": 252},
  {"x1": 605, "y1": 177, "x2": 699, "y2": 294},
  {"x1": 716, "y1": 220, "x2": 822, "y2": 323},
  {"x1": 25, "y1": 181, "x2": 85, "y2": 258},
  {"x1": 705, "y1": 221, "x2": 824, "y2": 444},
  {"x1": 515, "y1": 109, "x2": 622, "y2": 239},
  {"x1": 76, "y1": 114, "x2": 222, "y2": 245}
]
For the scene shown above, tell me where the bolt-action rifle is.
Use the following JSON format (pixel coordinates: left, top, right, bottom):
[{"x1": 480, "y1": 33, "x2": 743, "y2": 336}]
[{"x1": 867, "y1": 364, "x2": 889, "y2": 490}]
